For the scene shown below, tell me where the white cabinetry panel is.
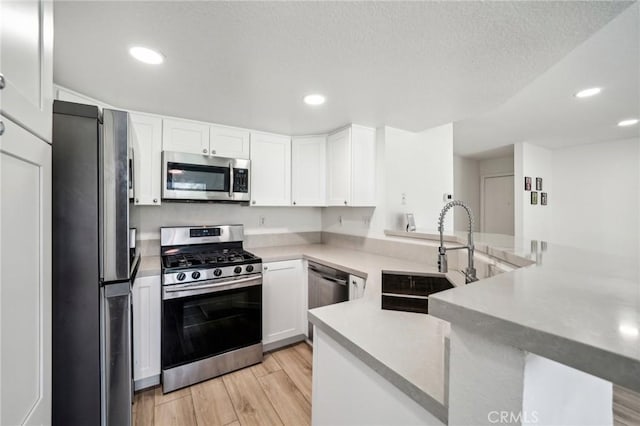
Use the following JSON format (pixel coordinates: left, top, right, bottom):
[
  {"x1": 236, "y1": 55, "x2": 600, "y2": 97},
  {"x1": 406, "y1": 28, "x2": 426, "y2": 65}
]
[
  {"x1": 162, "y1": 118, "x2": 210, "y2": 155},
  {"x1": 326, "y1": 128, "x2": 351, "y2": 206},
  {"x1": 250, "y1": 132, "x2": 291, "y2": 206},
  {"x1": 326, "y1": 125, "x2": 376, "y2": 207},
  {"x1": 130, "y1": 113, "x2": 162, "y2": 206},
  {"x1": 210, "y1": 125, "x2": 250, "y2": 159},
  {"x1": 132, "y1": 275, "x2": 161, "y2": 388},
  {"x1": 292, "y1": 136, "x2": 326, "y2": 206},
  {"x1": 0, "y1": 0, "x2": 53, "y2": 141},
  {"x1": 262, "y1": 260, "x2": 304, "y2": 345},
  {"x1": 1, "y1": 117, "x2": 52, "y2": 425}
]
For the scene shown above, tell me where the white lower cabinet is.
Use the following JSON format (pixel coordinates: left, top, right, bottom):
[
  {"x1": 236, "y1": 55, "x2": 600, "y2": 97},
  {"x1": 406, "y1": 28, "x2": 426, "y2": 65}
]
[
  {"x1": 132, "y1": 275, "x2": 161, "y2": 389},
  {"x1": 262, "y1": 260, "x2": 305, "y2": 347}
]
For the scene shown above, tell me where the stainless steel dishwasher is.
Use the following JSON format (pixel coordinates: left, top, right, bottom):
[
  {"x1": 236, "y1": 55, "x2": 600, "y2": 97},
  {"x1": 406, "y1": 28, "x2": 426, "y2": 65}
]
[{"x1": 308, "y1": 262, "x2": 349, "y2": 341}]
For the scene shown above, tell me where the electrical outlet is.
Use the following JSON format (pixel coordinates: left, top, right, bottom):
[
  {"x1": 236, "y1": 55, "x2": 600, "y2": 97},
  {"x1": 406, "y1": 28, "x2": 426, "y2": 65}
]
[
  {"x1": 259, "y1": 216, "x2": 266, "y2": 226},
  {"x1": 443, "y1": 193, "x2": 453, "y2": 202},
  {"x1": 338, "y1": 215, "x2": 343, "y2": 226}
]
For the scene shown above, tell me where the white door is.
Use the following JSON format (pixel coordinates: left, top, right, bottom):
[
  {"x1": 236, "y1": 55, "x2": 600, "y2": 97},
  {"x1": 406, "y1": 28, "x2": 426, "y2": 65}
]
[
  {"x1": 162, "y1": 118, "x2": 210, "y2": 155},
  {"x1": 1, "y1": 117, "x2": 52, "y2": 425},
  {"x1": 130, "y1": 113, "x2": 162, "y2": 205},
  {"x1": 262, "y1": 260, "x2": 303, "y2": 345},
  {"x1": 0, "y1": 0, "x2": 53, "y2": 142},
  {"x1": 326, "y1": 128, "x2": 351, "y2": 206},
  {"x1": 210, "y1": 125, "x2": 250, "y2": 159},
  {"x1": 292, "y1": 135, "x2": 326, "y2": 206},
  {"x1": 250, "y1": 132, "x2": 291, "y2": 206},
  {"x1": 132, "y1": 275, "x2": 161, "y2": 388},
  {"x1": 483, "y1": 175, "x2": 515, "y2": 235}
]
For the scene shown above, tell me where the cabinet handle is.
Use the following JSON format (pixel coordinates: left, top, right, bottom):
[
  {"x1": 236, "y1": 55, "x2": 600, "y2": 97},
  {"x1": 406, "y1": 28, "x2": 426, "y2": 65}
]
[
  {"x1": 252, "y1": 200, "x2": 256, "y2": 205},
  {"x1": 135, "y1": 198, "x2": 139, "y2": 203},
  {"x1": 0, "y1": 73, "x2": 5, "y2": 90},
  {"x1": 0, "y1": 121, "x2": 4, "y2": 136},
  {"x1": 264, "y1": 266, "x2": 268, "y2": 271},
  {"x1": 344, "y1": 200, "x2": 348, "y2": 205},
  {"x1": 293, "y1": 201, "x2": 296, "y2": 206},
  {"x1": 202, "y1": 148, "x2": 208, "y2": 154},
  {"x1": 153, "y1": 198, "x2": 158, "y2": 203},
  {"x1": 211, "y1": 149, "x2": 216, "y2": 155}
]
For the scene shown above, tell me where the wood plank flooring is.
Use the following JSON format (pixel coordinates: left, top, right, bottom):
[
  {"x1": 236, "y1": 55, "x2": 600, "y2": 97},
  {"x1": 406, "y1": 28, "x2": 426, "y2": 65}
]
[
  {"x1": 133, "y1": 343, "x2": 312, "y2": 426},
  {"x1": 135, "y1": 341, "x2": 639, "y2": 426}
]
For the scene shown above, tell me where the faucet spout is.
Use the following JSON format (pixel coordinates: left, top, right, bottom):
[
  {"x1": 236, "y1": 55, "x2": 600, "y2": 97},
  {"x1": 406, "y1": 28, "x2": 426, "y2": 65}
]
[{"x1": 437, "y1": 200, "x2": 478, "y2": 284}]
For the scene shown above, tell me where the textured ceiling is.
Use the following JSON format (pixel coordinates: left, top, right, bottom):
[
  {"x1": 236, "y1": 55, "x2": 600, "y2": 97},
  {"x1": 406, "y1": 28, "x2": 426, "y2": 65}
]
[
  {"x1": 455, "y1": 3, "x2": 640, "y2": 157},
  {"x1": 54, "y1": 1, "x2": 633, "y2": 142}
]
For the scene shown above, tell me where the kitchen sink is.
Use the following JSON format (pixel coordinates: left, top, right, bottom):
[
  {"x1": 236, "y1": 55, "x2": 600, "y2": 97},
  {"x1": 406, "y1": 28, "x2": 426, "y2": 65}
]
[{"x1": 381, "y1": 271, "x2": 454, "y2": 314}]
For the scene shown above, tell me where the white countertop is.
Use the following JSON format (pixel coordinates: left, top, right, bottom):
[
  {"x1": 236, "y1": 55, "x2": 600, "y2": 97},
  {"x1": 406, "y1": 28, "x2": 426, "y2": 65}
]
[{"x1": 136, "y1": 233, "x2": 640, "y2": 415}]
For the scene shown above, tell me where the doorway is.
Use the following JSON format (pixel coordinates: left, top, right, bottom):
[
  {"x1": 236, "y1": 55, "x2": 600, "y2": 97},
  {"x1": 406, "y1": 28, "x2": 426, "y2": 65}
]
[{"x1": 481, "y1": 174, "x2": 514, "y2": 235}]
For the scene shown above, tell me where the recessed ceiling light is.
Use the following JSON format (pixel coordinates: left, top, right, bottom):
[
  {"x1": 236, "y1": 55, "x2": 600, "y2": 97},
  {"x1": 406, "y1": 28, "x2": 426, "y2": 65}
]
[
  {"x1": 129, "y1": 46, "x2": 164, "y2": 65},
  {"x1": 303, "y1": 94, "x2": 326, "y2": 106},
  {"x1": 574, "y1": 87, "x2": 601, "y2": 98},
  {"x1": 618, "y1": 118, "x2": 639, "y2": 127}
]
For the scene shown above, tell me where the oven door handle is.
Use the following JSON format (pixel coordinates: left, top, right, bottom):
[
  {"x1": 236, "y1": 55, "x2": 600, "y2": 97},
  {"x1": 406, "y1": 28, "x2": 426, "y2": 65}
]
[
  {"x1": 229, "y1": 163, "x2": 234, "y2": 198},
  {"x1": 163, "y1": 275, "x2": 261, "y2": 299}
]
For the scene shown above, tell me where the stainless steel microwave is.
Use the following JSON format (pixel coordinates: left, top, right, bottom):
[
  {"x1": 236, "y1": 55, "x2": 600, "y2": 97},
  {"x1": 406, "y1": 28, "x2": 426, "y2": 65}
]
[{"x1": 162, "y1": 151, "x2": 250, "y2": 202}]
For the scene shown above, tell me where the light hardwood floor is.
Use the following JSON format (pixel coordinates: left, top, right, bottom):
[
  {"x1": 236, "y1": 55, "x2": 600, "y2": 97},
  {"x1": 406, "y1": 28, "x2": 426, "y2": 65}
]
[
  {"x1": 135, "y1": 341, "x2": 640, "y2": 426},
  {"x1": 133, "y1": 342, "x2": 312, "y2": 426}
]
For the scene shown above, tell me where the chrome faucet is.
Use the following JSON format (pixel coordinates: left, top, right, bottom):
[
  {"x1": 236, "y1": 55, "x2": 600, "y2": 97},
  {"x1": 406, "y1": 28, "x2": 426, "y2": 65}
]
[{"x1": 437, "y1": 200, "x2": 478, "y2": 284}]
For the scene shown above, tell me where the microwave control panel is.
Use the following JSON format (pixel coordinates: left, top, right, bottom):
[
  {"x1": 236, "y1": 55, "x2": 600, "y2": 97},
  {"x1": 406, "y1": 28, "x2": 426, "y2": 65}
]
[{"x1": 233, "y1": 168, "x2": 249, "y2": 193}]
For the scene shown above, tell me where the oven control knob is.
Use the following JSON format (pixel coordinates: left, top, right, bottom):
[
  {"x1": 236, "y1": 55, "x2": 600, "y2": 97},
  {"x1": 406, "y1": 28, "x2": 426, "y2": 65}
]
[
  {"x1": 234, "y1": 266, "x2": 242, "y2": 274},
  {"x1": 191, "y1": 271, "x2": 201, "y2": 280},
  {"x1": 246, "y1": 265, "x2": 254, "y2": 273},
  {"x1": 214, "y1": 269, "x2": 222, "y2": 277},
  {"x1": 177, "y1": 272, "x2": 186, "y2": 281}
]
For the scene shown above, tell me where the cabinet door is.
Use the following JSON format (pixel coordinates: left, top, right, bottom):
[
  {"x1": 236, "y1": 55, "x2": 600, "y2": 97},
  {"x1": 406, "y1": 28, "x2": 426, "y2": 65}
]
[
  {"x1": 210, "y1": 125, "x2": 250, "y2": 159},
  {"x1": 292, "y1": 136, "x2": 326, "y2": 206},
  {"x1": 132, "y1": 275, "x2": 161, "y2": 386},
  {"x1": 349, "y1": 275, "x2": 366, "y2": 300},
  {"x1": 0, "y1": 0, "x2": 53, "y2": 142},
  {"x1": 250, "y1": 132, "x2": 291, "y2": 206},
  {"x1": 262, "y1": 260, "x2": 303, "y2": 345},
  {"x1": 1, "y1": 117, "x2": 52, "y2": 425},
  {"x1": 162, "y1": 118, "x2": 210, "y2": 155},
  {"x1": 326, "y1": 128, "x2": 352, "y2": 206},
  {"x1": 350, "y1": 126, "x2": 377, "y2": 206},
  {"x1": 130, "y1": 113, "x2": 162, "y2": 205}
]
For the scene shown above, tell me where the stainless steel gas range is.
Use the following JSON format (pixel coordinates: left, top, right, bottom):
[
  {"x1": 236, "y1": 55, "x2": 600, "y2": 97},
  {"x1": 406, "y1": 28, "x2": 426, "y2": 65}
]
[{"x1": 160, "y1": 225, "x2": 263, "y2": 393}]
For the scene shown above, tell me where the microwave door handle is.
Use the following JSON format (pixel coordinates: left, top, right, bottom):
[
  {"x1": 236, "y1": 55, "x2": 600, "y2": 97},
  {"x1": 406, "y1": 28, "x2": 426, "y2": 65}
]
[{"x1": 229, "y1": 163, "x2": 234, "y2": 198}]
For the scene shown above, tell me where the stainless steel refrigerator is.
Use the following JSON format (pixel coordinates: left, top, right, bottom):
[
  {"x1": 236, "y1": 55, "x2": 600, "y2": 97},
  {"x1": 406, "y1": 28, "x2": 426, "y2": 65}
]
[{"x1": 52, "y1": 101, "x2": 139, "y2": 426}]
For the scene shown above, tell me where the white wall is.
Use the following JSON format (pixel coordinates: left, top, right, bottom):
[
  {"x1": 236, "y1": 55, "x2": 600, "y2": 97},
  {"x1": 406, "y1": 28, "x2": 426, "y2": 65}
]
[
  {"x1": 551, "y1": 138, "x2": 639, "y2": 259},
  {"x1": 137, "y1": 204, "x2": 322, "y2": 240},
  {"x1": 479, "y1": 155, "x2": 514, "y2": 176},
  {"x1": 514, "y1": 142, "x2": 553, "y2": 241},
  {"x1": 453, "y1": 156, "x2": 480, "y2": 232}
]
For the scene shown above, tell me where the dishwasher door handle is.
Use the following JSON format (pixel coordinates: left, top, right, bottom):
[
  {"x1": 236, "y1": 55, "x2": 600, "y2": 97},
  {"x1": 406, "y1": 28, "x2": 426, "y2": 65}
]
[{"x1": 309, "y1": 269, "x2": 347, "y2": 286}]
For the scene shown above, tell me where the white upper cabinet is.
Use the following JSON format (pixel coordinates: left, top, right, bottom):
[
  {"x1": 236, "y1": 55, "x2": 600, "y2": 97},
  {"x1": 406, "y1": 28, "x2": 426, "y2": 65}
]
[
  {"x1": 162, "y1": 118, "x2": 210, "y2": 155},
  {"x1": 327, "y1": 128, "x2": 352, "y2": 206},
  {"x1": 0, "y1": 0, "x2": 53, "y2": 142},
  {"x1": 292, "y1": 135, "x2": 326, "y2": 206},
  {"x1": 210, "y1": 124, "x2": 250, "y2": 159},
  {"x1": 327, "y1": 125, "x2": 376, "y2": 207},
  {"x1": 250, "y1": 132, "x2": 291, "y2": 206},
  {"x1": 130, "y1": 113, "x2": 162, "y2": 205}
]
